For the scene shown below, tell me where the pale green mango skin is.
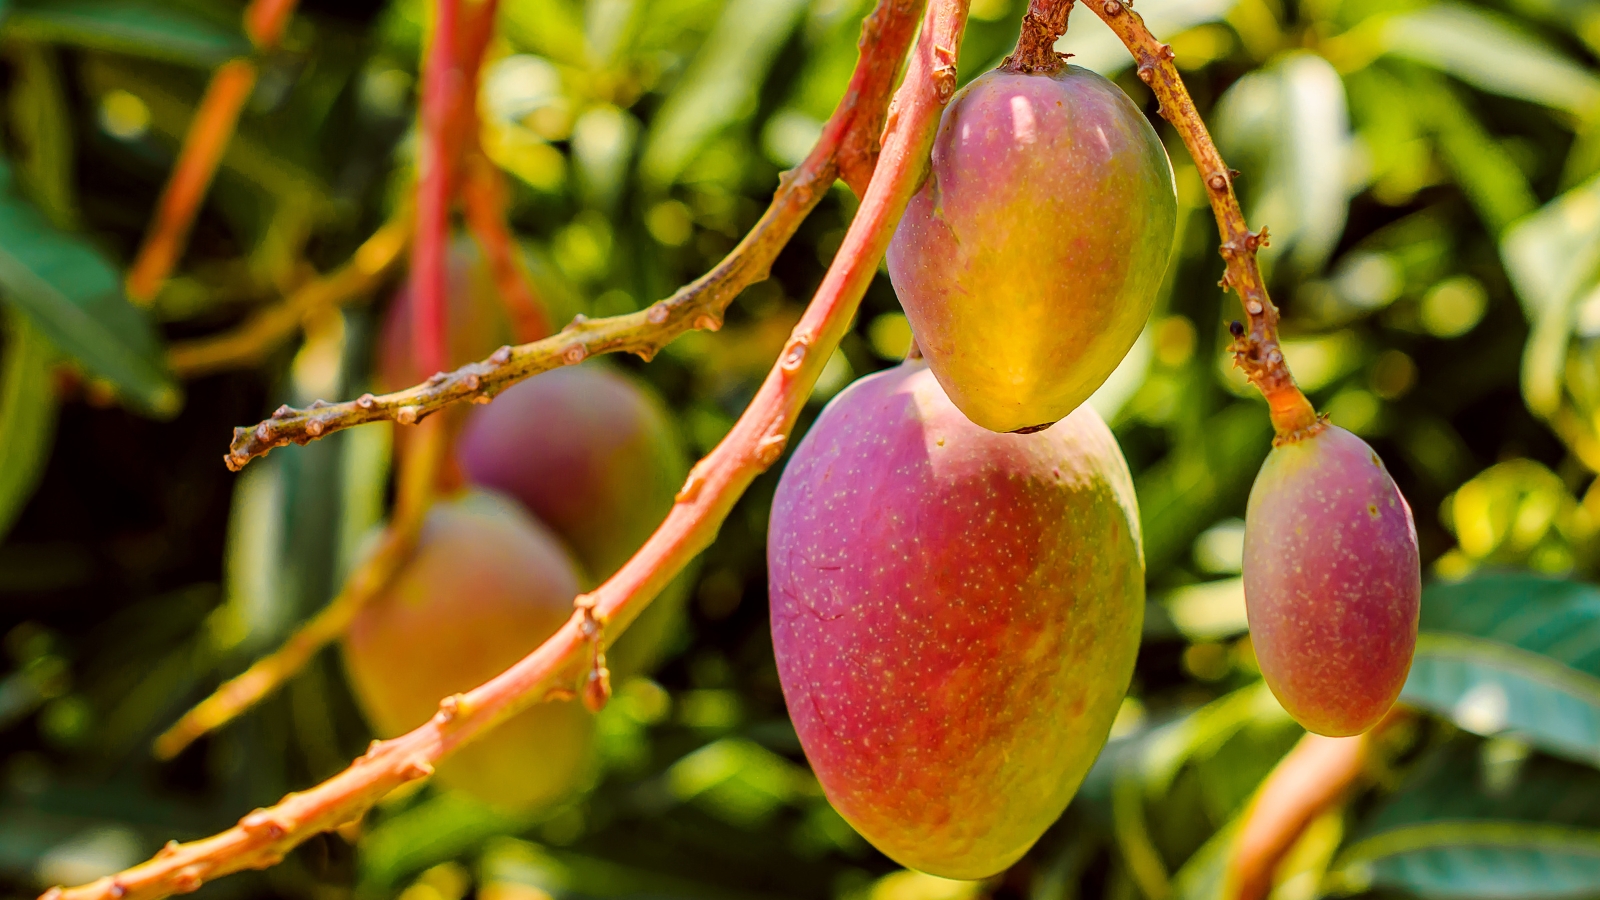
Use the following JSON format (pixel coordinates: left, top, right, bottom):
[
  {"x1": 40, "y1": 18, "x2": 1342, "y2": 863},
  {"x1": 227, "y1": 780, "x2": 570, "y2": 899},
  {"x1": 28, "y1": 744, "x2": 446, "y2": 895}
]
[
  {"x1": 888, "y1": 66, "x2": 1177, "y2": 433},
  {"x1": 341, "y1": 491, "x2": 594, "y2": 813}
]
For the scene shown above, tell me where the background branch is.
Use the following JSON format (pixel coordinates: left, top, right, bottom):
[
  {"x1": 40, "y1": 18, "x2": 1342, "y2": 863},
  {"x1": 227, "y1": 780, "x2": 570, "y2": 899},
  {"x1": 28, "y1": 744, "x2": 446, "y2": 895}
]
[
  {"x1": 41, "y1": 3, "x2": 961, "y2": 898},
  {"x1": 222, "y1": 0, "x2": 922, "y2": 471},
  {"x1": 166, "y1": 210, "x2": 411, "y2": 378},
  {"x1": 124, "y1": 0, "x2": 302, "y2": 305}
]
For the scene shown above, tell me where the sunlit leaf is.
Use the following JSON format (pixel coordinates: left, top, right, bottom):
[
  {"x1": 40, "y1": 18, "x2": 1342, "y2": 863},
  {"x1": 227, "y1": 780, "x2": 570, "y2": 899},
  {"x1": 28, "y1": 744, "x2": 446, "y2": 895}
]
[
  {"x1": 0, "y1": 168, "x2": 178, "y2": 417},
  {"x1": 1501, "y1": 173, "x2": 1600, "y2": 417},
  {"x1": 639, "y1": 0, "x2": 812, "y2": 187},
  {"x1": 1398, "y1": 66, "x2": 1537, "y2": 237},
  {"x1": 1053, "y1": 0, "x2": 1240, "y2": 75},
  {"x1": 0, "y1": 311, "x2": 56, "y2": 544},
  {"x1": 1215, "y1": 52, "x2": 1353, "y2": 275},
  {"x1": 1382, "y1": 3, "x2": 1600, "y2": 118},
  {"x1": 4, "y1": 0, "x2": 248, "y2": 68}
]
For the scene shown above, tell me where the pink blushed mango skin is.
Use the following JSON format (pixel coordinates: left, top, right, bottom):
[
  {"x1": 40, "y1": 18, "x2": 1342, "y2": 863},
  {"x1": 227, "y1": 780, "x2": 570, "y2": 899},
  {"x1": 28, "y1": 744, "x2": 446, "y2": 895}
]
[
  {"x1": 341, "y1": 491, "x2": 594, "y2": 813},
  {"x1": 456, "y1": 364, "x2": 692, "y2": 678},
  {"x1": 768, "y1": 363, "x2": 1144, "y2": 879},
  {"x1": 888, "y1": 66, "x2": 1177, "y2": 434},
  {"x1": 1243, "y1": 425, "x2": 1421, "y2": 737}
]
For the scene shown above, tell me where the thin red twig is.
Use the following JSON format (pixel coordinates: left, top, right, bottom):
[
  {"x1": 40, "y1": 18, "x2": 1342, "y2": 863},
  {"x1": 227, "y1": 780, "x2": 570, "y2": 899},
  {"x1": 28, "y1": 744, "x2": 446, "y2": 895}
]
[
  {"x1": 125, "y1": 0, "x2": 302, "y2": 305},
  {"x1": 411, "y1": 0, "x2": 463, "y2": 376}
]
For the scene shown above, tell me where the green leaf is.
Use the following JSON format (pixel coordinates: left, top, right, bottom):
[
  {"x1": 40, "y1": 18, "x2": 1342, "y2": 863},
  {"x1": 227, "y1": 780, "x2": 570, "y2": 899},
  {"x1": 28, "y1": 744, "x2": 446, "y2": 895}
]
[
  {"x1": 1400, "y1": 575, "x2": 1600, "y2": 765},
  {"x1": 0, "y1": 182, "x2": 179, "y2": 418},
  {"x1": 3, "y1": 42, "x2": 77, "y2": 229},
  {"x1": 1500, "y1": 173, "x2": 1600, "y2": 417},
  {"x1": 1398, "y1": 66, "x2": 1538, "y2": 238},
  {"x1": 3, "y1": 0, "x2": 248, "y2": 68},
  {"x1": 1332, "y1": 822, "x2": 1600, "y2": 899},
  {"x1": 1364, "y1": 738, "x2": 1600, "y2": 833},
  {"x1": 0, "y1": 311, "x2": 57, "y2": 544},
  {"x1": 1416, "y1": 575, "x2": 1600, "y2": 674},
  {"x1": 1402, "y1": 633, "x2": 1600, "y2": 766},
  {"x1": 1381, "y1": 3, "x2": 1600, "y2": 117},
  {"x1": 1215, "y1": 51, "x2": 1353, "y2": 275},
  {"x1": 638, "y1": 0, "x2": 812, "y2": 188}
]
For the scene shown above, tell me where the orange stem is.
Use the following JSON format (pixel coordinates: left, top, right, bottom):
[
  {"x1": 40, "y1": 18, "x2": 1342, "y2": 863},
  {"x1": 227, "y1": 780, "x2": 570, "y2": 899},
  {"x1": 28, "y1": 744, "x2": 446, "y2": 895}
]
[
  {"x1": 125, "y1": 0, "x2": 303, "y2": 305},
  {"x1": 244, "y1": 0, "x2": 301, "y2": 49},
  {"x1": 125, "y1": 60, "x2": 259, "y2": 305}
]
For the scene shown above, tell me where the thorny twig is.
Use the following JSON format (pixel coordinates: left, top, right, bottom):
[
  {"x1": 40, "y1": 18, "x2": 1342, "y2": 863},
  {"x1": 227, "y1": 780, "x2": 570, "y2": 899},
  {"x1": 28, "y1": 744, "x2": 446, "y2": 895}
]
[
  {"x1": 1083, "y1": 0, "x2": 1315, "y2": 440},
  {"x1": 222, "y1": 0, "x2": 917, "y2": 471},
  {"x1": 125, "y1": 0, "x2": 302, "y2": 305},
  {"x1": 40, "y1": 4, "x2": 941, "y2": 899}
]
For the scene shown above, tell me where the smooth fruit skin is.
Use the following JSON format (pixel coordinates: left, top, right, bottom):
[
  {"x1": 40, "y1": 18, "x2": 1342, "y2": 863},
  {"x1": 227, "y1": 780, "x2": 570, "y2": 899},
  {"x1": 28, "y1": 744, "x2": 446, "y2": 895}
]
[
  {"x1": 457, "y1": 364, "x2": 691, "y2": 677},
  {"x1": 1242, "y1": 425, "x2": 1420, "y2": 737},
  {"x1": 341, "y1": 490, "x2": 594, "y2": 813},
  {"x1": 768, "y1": 362, "x2": 1144, "y2": 879},
  {"x1": 887, "y1": 66, "x2": 1177, "y2": 434}
]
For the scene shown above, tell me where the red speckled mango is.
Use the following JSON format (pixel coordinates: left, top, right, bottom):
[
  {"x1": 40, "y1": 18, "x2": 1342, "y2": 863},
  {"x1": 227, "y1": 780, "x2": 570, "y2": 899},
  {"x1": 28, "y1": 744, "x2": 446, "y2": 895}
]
[
  {"x1": 887, "y1": 66, "x2": 1176, "y2": 434},
  {"x1": 1242, "y1": 424, "x2": 1420, "y2": 737},
  {"x1": 456, "y1": 364, "x2": 692, "y2": 678},
  {"x1": 341, "y1": 491, "x2": 593, "y2": 812},
  {"x1": 768, "y1": 362, "x2": 1144, "y2": 879}
]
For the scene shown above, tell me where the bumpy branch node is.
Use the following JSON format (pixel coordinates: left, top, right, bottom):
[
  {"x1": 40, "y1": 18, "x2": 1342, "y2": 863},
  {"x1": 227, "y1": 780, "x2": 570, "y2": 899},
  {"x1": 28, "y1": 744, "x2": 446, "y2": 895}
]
[
  {"x1": 1085, "y1": 0, "x2": 1315, "y2": 439},
  {"x1": 42, "y1": 2, "x2": 950, "y2": 899}
]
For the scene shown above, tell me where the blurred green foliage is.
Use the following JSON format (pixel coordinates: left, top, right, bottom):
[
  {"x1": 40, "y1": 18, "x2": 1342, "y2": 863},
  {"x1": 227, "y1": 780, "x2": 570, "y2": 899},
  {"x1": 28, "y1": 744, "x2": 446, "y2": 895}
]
[{"x1": 2, "y1": 0, "x2": 1600, "y2": 898}]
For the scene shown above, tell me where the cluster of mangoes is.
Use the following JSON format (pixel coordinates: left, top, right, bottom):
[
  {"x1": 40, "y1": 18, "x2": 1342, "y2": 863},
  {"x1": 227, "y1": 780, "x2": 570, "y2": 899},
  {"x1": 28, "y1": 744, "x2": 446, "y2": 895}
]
[
  {"x1": 340, "y1": 242, "x2": 690, "y2": 813},
  {"x1": 767, "y1": 55, "x2": 1420, "y2": 878},
  {"x1": 341, "y1": 42, "x2": 1420, "y2": 881}
]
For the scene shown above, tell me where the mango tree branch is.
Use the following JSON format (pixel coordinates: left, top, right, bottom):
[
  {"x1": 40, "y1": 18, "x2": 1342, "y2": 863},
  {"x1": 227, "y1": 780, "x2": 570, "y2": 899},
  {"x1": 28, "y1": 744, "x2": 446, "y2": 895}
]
[
  {"x1": 1082, "y1": 0, "x2": 1315, "y2": 439},
  {"x1": 223, "y1": 0, "x2": 922, "y2": 471},
  {"x1": 125, "y1": 0, "x2": 302, "y2": 305},
  {"x1": 167, "y1": 210, "x2": 412, "y2": 378},
  {"x1": 42, "y1": 3, "x2": 960, "y2": 899}
]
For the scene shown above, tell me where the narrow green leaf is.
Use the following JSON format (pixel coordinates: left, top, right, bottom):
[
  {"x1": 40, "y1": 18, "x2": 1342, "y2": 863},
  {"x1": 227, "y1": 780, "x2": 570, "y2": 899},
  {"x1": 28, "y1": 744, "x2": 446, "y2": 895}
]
[
  {"x1": 1331, "y1": 822, "x2": 1600, "y2": 899},
  {"x1": 3, "y1": 42, "x2": 77, "y2": 228},
  {"x1": 0, "y1": 311, "x2": 57, "y2": 544},
  {"x1": 639, "y1": 0, "x2": 812, "y2": 188},
  {"x1": 1382, "y1": 3, "x2": 1600, "y2": 117},
  {"x1": 4, "y1": 0, "x2": 248, "y2": 68},
  {"x1": 0, "y1": 188, "x2": 179, "y2": 418},
  {"x1": 1399, "y1": 66, "x2": 1538, "y2": 238}
]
